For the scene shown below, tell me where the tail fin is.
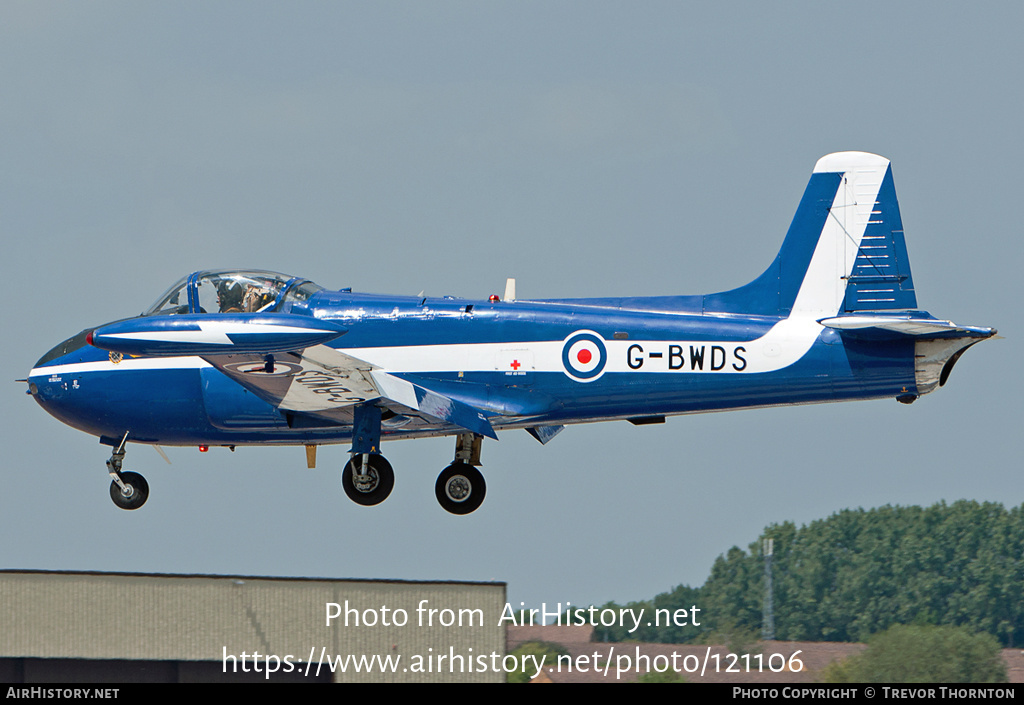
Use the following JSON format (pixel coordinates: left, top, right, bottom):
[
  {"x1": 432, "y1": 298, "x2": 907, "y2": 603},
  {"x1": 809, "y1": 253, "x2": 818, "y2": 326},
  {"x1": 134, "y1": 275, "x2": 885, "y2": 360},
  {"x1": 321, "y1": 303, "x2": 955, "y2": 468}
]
[{"x1": 704, "y1": 152, "x2": 917, "y2": 317}]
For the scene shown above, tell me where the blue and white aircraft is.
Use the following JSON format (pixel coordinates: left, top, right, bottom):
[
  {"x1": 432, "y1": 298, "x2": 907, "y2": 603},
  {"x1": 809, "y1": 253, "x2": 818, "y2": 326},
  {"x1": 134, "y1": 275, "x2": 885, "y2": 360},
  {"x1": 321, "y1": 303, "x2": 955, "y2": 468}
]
[{"x1": 26, "y1": 152, "x2": 995, "y2": 514}]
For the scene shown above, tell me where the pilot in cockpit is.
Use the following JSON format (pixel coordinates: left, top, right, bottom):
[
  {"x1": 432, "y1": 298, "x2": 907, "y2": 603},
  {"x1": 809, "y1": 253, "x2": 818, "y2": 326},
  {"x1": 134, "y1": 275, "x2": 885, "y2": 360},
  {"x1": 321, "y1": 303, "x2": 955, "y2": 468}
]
[{"x1": 217, "y1": 280, "x2": 245, "y2": 313}]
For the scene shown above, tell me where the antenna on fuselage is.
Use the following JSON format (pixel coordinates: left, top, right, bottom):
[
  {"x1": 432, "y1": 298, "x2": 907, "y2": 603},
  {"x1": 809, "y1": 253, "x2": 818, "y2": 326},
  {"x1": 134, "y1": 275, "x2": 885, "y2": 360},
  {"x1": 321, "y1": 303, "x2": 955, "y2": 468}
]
[
  {"x1": 504, "y1": 278, "x2": 516, "y2": 302},
  {"x1": 152, "y1": 445, "x2": 171, "y2": 465}
]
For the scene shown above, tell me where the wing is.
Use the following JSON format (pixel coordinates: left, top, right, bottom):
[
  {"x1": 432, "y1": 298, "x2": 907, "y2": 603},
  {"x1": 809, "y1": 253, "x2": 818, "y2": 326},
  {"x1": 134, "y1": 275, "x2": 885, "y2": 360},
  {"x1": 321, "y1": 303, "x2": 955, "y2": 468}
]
[{"x1": 202, "y1": 344, "x2": 497, "y2": 440}]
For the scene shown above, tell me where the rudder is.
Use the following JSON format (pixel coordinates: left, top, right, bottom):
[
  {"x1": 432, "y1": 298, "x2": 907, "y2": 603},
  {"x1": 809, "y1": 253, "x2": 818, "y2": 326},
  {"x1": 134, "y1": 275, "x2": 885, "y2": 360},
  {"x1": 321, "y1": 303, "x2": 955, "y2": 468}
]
[{"x1": 838, "y1": 158, "x2": 916, "y2": 313}]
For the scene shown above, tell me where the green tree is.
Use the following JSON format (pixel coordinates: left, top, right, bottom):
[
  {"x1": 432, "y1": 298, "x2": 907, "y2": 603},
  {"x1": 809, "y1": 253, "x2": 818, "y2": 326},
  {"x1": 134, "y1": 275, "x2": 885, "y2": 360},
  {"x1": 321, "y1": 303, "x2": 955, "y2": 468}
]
[
  {"x1": 581, "y1": 588, "x2": 706, "y2": 644},
  {"x1": 586, "y1": 501, "x2": 1024, "y2": 648},
  {"x1": 700, "y1": 501, "x2": 1024, "y2": 646},
  {"x1": 819, "y1": 624, "x2": 1007, "y2": 683},
  {"x1": 506, "y1": 641, "x2": 568, "y2": 683},
  {"x1": 581, "y1": 600, "x2": 655, "y2": 643},
  {"x1": 652, "y1": 584, "x2": 705, "y2": 643}
]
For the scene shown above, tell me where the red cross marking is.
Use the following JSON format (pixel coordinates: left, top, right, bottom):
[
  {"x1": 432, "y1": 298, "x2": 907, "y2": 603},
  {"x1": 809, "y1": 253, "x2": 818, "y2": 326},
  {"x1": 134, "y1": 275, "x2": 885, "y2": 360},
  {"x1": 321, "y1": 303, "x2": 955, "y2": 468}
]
[{"x1": 510, "y1": 359, "x2": 521, "y2": 370}]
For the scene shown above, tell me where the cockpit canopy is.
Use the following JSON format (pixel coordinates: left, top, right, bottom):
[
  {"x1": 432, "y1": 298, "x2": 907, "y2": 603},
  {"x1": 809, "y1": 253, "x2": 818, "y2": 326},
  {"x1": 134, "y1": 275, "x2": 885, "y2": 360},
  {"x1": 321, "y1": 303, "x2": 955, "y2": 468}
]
[{"x1": 145, "y1": 270, "x2": 323, "y2": 317}]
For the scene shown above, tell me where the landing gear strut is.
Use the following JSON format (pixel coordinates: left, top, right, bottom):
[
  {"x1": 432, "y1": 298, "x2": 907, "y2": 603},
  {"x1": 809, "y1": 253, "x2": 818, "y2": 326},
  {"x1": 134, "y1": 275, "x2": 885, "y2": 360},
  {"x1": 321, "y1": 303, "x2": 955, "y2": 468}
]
[
  {"x1": 435, "y1": 433, "x2": 486, "y2": 515},
  {"x1": 341, "y1": 403, "x2": 394, "y2": 507},
  {"x1": 106, "y1": 433, "x2": 149, "y2": 510}
]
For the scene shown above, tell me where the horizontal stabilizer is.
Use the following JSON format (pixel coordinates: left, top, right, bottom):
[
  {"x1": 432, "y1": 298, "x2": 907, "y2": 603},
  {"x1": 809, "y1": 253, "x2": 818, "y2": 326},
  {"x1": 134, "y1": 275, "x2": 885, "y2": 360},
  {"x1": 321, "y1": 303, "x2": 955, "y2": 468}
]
[
  {"x1": 89, "y1": 314, "x2": 346, "y2": 356},
  {"x1": 819, "y1": 315, "x2": 996, "y2": 339}
]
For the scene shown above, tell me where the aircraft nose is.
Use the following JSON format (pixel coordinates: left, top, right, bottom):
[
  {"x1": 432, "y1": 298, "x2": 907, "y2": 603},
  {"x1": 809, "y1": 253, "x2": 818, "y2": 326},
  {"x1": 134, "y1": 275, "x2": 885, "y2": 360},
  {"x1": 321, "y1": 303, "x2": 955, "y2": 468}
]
[
  {"x1": 34, "y1": 327, "x2": 93, "y2": 369},
  {"x1": 27, "y1": 364, "x2": 80, "y2": 408},
  {"x1": 27, "y1": 327, "x2": 111, "y2": 427},
  {"x1": 26, "y1": 367, "x2": 75, "y2": 428},
  {"x1": 27, "y1": 340, "x2": 118, "y2": 439}
]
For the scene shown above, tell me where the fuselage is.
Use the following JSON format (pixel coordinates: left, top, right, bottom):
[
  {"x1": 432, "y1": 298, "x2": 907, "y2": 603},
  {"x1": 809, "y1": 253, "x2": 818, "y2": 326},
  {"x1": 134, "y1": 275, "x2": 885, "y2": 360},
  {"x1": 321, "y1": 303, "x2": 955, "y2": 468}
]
[{"x1": 27, "y1": 288, "x2": 917, "y2": 448}]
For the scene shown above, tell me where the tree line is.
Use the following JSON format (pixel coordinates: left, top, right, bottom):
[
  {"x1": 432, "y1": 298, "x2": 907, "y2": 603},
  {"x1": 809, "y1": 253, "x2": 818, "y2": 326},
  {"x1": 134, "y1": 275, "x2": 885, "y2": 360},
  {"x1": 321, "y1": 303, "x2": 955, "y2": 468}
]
[{"x1": 587, "y1": 500, "x2": 1024, "y2": 647}]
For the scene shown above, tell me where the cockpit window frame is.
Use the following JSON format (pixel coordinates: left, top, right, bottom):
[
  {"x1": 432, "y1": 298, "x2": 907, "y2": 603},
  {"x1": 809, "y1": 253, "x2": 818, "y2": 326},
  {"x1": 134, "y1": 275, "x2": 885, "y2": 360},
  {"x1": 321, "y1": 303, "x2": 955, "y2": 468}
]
[
  {"x1": 144, "y1": 275, "x2": 191, "y2": 317},
  {"x1": 143, "y1": 270, "x2": 323, "y2": 317}
]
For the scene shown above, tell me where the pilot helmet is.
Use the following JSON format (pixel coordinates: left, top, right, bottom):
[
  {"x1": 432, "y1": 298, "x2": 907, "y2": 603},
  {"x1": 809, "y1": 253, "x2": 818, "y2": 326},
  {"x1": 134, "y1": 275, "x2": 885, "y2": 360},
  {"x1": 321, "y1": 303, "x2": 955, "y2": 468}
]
[{"x1": 217, "y1": 279, "x2": 245, "y2": 312}]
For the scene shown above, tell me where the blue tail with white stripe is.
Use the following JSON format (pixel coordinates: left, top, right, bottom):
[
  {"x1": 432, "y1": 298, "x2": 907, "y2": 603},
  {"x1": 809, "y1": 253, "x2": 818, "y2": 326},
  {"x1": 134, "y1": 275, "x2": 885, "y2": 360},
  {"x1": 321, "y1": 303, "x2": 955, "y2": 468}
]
[{"x1": 706, "y1": 152, "x2": 917, "y2": 317}]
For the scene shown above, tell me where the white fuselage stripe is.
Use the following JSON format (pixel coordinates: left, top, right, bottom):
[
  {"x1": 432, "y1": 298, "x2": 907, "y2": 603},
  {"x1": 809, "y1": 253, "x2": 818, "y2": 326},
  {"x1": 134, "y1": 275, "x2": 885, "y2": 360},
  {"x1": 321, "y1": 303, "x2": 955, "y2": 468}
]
[
  {"x1": 104, "y1": 322, "x2": 332, "y2": 345},
  {"x1": 28, "y1": 326, "x2": 818, "y2": 378}
]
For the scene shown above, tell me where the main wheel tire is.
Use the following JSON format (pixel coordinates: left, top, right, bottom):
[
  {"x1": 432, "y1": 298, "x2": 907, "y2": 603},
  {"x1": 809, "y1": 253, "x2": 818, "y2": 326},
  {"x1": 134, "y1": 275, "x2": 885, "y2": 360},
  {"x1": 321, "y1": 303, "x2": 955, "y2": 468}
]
[
  {"x1": 110, "y1": 471, "x2": 149, "y2": 510},
  {"x1": 341, "y1": 455, "x2": 394, "y2": 506},
  {"x1": 435, "y1": 463, "x2": 486, "y2": 515}
]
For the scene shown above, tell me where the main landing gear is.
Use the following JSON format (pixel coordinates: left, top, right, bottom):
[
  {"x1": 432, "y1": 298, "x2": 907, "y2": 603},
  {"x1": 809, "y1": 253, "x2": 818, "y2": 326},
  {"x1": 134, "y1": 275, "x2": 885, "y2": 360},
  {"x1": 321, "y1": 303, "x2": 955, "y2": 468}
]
[
  {"x1": 434, "y1": 433, "x2": 486, "y2": 515},
  {"x1": 340, "y1": 447, "x2": 487, "y2": 515},
  {"x1": 105, "y1": 433, "x2": 149, "y2": 511},
  {"x1": 435, "y1": 462, "x2": 486, "y2": 515},
  {"x1": 339, "y1": 432, "x2": 487, "y2": 514},
  {"x1": 341, "y1": 453, "x2": 394, "y2": 506},
  {"x1": 340, "y1": 406, "x2": 488, "y2": 515}
]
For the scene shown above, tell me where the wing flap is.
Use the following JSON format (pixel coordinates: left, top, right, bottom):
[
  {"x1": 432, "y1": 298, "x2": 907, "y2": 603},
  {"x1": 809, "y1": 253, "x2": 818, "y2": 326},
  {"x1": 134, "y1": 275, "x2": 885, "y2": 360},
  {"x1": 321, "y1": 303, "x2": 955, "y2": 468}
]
[{"x1": 370, "y1": 371, "x2": 497, "y2": 440}]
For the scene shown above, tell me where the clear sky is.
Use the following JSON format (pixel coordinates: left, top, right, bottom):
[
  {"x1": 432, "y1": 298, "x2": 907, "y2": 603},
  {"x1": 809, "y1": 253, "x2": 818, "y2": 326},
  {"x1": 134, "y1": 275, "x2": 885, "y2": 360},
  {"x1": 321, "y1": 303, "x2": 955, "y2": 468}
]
[{"x1": 2, "y1": 2, "x2": 1020, "y2": 614}]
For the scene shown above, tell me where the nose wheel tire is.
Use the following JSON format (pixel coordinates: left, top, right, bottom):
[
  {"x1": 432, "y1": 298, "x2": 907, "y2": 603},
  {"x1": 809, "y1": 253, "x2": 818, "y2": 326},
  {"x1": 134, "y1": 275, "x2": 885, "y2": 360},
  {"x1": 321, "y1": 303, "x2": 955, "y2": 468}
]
[
  {"x1": 435, "y1": 462, "x2": 486, "y2": 515},
  {"x1": 110, "y1": 472, "x2": 149, "y2": 510},
  {"x1": 342, "y1": 454, "x2": 394, "y2": 506}
]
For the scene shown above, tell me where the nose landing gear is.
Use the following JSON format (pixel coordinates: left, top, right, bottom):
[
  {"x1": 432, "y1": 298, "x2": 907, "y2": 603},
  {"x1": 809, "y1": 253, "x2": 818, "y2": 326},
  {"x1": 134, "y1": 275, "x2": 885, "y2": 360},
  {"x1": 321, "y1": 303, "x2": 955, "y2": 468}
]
[
  {"x1": 109, "y1": 471, "x2": 149, "y2": 510},
  {"x1": 105, "y1": 433, "x2": 149, "y2": 510}
]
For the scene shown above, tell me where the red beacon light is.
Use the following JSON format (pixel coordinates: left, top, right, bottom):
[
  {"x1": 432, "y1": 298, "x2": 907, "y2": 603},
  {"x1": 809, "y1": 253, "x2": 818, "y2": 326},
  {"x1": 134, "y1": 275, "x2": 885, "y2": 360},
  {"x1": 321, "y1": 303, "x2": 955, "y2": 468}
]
[
  {"x1": 489, "y1": 294, "x2": 500, "y2": 302},
  {"x1": 199, "y1": 445, "x2": 209, "y2": 452}
]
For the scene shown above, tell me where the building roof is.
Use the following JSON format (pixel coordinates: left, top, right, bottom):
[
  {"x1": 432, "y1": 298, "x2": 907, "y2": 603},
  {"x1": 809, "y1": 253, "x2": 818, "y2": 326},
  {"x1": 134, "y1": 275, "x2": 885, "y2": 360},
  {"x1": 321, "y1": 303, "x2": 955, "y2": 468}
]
[{"x1": 0, "y1": 569, "x2": 505, "y2": 683}]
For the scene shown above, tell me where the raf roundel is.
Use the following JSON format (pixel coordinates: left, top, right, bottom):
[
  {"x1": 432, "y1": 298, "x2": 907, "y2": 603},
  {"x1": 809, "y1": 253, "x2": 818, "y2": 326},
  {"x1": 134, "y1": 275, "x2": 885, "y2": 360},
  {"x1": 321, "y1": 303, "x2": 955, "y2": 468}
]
[
  {"x1": 561, "y1": 330, "x2": 608, "y2": 382},
  {"x1": 223, "y1": 360, "x2": 303, "y2": 377}
]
